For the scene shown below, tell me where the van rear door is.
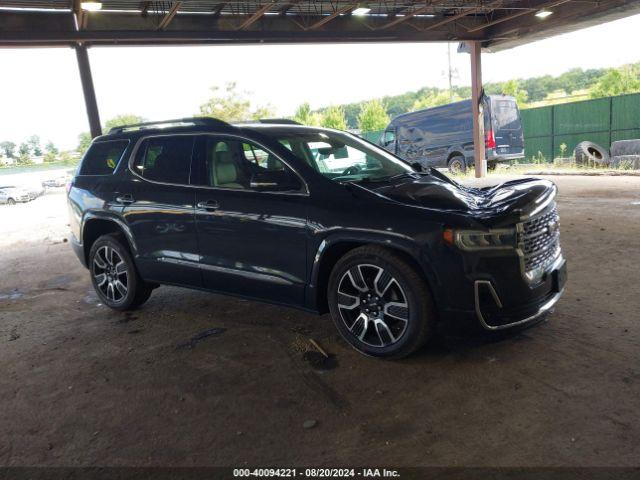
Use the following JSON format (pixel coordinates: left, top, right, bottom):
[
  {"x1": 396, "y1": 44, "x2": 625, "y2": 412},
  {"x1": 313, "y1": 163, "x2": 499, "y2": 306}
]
[{"x1": 490, "y1": 97, "x2": 524, "y2": 157}]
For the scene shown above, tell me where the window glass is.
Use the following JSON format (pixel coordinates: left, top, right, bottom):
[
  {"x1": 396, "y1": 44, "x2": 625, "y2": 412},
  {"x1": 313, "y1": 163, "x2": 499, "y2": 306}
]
[
  {"x1": 132, "y1": 136, "x2": 195, "y2": 184},
  {"x1": 79, "y1": 140, "x2": 129, "y2": 175},
  {"x1": 203, "y1": 137, "x2": 301, "y2": 192},
  {"x1": 492, "y1": 99, "x2": 520, "y2": 131},
  {"x1": 256, "y1": 129, "x2": 414, "y2": 183},
  {"x1": 382, "y1": 130, "x2": 395, "y2": 146}
]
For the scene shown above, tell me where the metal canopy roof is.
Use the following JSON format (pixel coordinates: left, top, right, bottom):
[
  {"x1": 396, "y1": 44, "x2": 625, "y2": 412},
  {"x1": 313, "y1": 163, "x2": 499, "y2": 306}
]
[{"x1": 1, "y1": 0, "x2": 639, "y2": 50}]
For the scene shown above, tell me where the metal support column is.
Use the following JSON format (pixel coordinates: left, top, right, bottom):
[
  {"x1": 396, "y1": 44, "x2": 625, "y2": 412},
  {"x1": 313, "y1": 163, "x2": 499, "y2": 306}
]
[
  {"x1": 75, "y1": 44, "x2": 102, "y2": 138},
  {"x1": 470, "y1": 41, "x2": 486, "y2": 178}
]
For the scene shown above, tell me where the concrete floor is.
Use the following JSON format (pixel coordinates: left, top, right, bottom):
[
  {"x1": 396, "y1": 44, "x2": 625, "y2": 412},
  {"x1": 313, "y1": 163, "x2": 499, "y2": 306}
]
[{"x1": 1, "y1": 175, "x2": 639, "y2": 467}]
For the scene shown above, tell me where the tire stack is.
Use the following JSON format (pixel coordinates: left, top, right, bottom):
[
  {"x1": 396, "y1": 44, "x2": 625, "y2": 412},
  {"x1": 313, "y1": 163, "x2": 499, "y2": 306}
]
[{"x1": 610, "y1": 140, "x2": 640, "y2": 170}]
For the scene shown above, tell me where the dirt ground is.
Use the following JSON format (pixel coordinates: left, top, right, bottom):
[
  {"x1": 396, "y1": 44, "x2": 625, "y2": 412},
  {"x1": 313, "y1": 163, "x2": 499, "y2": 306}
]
[{"x1": 1, "y1": 175, "x2": 639, "y2": 467}]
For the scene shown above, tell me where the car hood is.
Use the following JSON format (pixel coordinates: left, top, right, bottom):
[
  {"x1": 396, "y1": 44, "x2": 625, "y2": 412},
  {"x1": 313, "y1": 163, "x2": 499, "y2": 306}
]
[{"x1": 364, "y1": 169, "x2": 557, "y2": 228}]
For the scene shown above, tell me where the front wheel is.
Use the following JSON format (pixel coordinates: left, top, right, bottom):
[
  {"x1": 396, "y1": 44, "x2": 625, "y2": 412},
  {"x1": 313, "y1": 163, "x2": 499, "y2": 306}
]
[
  {"x1": 7, "y1": 198, "x2": 15, "y2": 206},
  {"x1": 327, "y1": 246, "x2": 436, "y2": 359},
  {"x1": 89, "y1": 234, "x2": 153, "y2": 311}
]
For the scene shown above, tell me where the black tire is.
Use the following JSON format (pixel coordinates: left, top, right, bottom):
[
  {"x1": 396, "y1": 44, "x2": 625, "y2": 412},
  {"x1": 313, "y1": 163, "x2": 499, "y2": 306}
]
[
  {"x1": 574, "y1": 141, "x2": 610, "y2": 166},
  {"x1": 88, "y1": 234, "x2": 153, "y2": 311},
  {"x1": 7, "y1": 198, "x2": 15, "y2": 206},
  {"x1": 447, "y1": 155, "x2": 467, "y2": 174},
  {"x1": 487, "y1": 162, "x2": 497, "y2": 171},
  {"x1": 327, "y1": 246, "x2": 436, "y2": 359}
]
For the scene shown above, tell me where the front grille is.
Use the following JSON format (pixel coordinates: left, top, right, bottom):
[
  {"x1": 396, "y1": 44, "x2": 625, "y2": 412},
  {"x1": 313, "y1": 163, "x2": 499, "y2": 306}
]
[{"x1": 520, "y1": 205, "x2": 561, "y2": 273}]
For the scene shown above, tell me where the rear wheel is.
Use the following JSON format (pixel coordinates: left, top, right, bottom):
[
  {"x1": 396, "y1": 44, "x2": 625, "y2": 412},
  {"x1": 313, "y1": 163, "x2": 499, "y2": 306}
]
[
  {"x1": 447, "y1": 155, "x2": 467, "y2": 174},
  {"x1": 7, "y1": 198, "x2": 16, "y2": 205},
  {"x1": 327, "y1": 246, "x2": 436, "y2": 359},
  {"x1": 89, "y1": 234, "x2": 152, "y2": 311}
]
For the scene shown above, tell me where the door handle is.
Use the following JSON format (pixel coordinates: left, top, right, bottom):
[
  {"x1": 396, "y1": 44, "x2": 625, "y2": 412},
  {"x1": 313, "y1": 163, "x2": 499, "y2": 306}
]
[
  {"x1": 197, "y1": 200, "x2": 220, "y2": 211},
  {"x1": 115, "y1": 194, "x2": 134, "y2": 205}
]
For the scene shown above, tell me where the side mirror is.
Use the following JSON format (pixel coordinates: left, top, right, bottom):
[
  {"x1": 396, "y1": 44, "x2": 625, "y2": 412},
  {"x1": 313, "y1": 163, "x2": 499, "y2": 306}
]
[
  {"x1": 250, "y1": 170, "x2": 300, "y2": 192},
  {"x1": 410, "y1": 162, "x2": 423, "y2": 172}
]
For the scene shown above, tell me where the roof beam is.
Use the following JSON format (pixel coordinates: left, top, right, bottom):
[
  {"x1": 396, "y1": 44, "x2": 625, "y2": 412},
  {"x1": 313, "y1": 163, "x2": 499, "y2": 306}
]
[
  {"x1": 278, "y1": 0, "x2": 302, "y2": 15},
  {"x1": 212, "y1": 2, "x2": 226, "y2": 16},
  {"x1": 72, "y1": 0, "x2": 87, "y2": 30},
  {"x1": 422, "y1": 1, "x2": 502, "y2": 32},
  {"x1": 307, "y1": 3, "x2": 356, "y2": 30},
  {"x1": 157, "y1": 1, "x2": 182, "y2": 30},
  {"x1": 378, "y1": 3, "x2": 435, "y2": 30},
  {"x1": 238, "y1": 1, "x2": 276, "y2": 30},
  {"x1": 466, "y1": 0, "x2": 572, "y2": 32}
]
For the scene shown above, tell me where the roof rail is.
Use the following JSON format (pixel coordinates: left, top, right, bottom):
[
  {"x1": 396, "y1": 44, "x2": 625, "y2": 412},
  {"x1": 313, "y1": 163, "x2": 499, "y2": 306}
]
[
  {"x1": 108, "y1": 117, "x2": 231, "y2": 134},
  {"x1": 257, "y1": 118, "x2": 301, "y2": 125}
]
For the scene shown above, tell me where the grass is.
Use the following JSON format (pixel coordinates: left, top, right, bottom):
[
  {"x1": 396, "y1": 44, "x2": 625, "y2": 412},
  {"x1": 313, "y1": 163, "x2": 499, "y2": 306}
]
[{"x1": 0, "y1": 161, "x2": 77, "y2": 176}]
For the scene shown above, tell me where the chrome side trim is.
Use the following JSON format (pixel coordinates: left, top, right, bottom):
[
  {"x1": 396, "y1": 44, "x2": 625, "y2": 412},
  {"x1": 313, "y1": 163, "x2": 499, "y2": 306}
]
[
  {"x1": 157, "y1": 256, "x2": 293, "y2": 286},
  {"x1": 474, "y1": 279, "x2": 564, "y2": 331}
]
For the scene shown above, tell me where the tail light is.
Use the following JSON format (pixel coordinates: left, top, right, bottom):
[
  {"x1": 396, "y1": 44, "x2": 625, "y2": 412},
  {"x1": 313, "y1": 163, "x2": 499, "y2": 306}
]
[{"x1": 485, "y1": 129, "x2": 496, "y2": 149}]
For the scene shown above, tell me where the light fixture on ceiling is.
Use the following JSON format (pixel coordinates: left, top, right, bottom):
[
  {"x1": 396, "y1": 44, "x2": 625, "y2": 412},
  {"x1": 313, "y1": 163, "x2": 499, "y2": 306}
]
[
  {"x1": 535, "y1": 9, "x2": 553, "y2": 19},
  {"x1": 352, "y1": 3, "x2": 371, "y2": 16},
  {"x1": 80, "y1": 1, "x2": 102, "y2": 11}
]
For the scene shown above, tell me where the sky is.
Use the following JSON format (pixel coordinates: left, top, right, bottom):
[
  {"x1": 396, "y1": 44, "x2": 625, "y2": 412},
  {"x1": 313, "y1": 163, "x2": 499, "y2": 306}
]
[{"x1": 1, "y1": 13, "x2": 640, "y2": 151}]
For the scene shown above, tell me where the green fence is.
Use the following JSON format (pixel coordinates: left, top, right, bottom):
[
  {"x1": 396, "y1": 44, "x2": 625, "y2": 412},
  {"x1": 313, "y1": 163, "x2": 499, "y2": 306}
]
[{"x1": 520, "y1": 92, "x2": 640, "y2": 161}]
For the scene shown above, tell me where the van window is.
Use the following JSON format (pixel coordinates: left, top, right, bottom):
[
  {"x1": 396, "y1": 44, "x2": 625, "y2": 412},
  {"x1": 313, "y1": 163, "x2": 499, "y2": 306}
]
[
  {"x1": 79, "y1": 140, "x2": 129, "y2": 176},
  {"x1": 132, "y1": 136, "x2": 195, "y2": 184},
  {"x1": 382, "y1": 129, "x2": 396, "y2": 147},
  {"x1": 492, "y1": 99, "x2": 520, "y2": 130}
]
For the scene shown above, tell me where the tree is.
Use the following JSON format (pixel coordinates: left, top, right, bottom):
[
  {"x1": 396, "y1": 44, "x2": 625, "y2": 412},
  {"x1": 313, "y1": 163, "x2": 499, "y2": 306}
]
[
  {"x1": 500, "y1": 79, "x2": 529, "y2": 106},
  {"x1": 77, "y1": 132, "x2": 92, "y2": 155},
  {"x1": 293, "y1": 103, "x2": 322, "y2": 126},
  {"x1": 320, "y1": 106, "x2": 348, "y2": 130},
  {"x1": 18, "y1": 142, "x2": 32, "y2": 165},
  {"x1": 0, "y1": 141, "x2": 16, "y2": 159},
  {"x1": 104, "y1": 114, "x2": 145, "y2": 131},
  {"x1": 411, "y1": 90, "x2": 458, "y2": 111},
  {"x1": 27, "y1": 135, "x2": 42, "y2": 157},
  {"x1": 44, "y1": 141, "x2": 59, "y2": 163},
  {"x1": 357, "y1": 100, "x2": 390, "y2": 132},
  {"x1": 589, "y1": 66, "x2": 640, "y2": 99},
  {"x1": 199, "y1": 82, "x2": 274, "y2": 122}
]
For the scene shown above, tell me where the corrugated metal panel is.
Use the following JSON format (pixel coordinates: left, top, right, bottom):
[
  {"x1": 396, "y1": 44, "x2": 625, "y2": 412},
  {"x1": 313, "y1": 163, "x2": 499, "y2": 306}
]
[
  {"x1": 553, "y1": 97, "x2": 610, "y2": 136},
  {"x1": 520, "y1": 93, "x2": 640, "y2": 161}
]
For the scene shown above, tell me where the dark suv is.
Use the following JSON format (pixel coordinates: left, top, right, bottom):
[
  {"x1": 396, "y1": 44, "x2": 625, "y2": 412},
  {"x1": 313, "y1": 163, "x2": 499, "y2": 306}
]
[{"x1": 68, "y1": 118, "x2": 567, "y2": 358}]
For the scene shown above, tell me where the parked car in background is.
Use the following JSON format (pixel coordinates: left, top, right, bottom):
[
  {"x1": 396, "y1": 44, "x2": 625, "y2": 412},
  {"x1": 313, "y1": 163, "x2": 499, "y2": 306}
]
[
  {"x1": 0, "y1": 186, "x2": 31, "y2": 205},
  {"x1": 380, "y1": 95, "x2": 525, "y2": 173},
  {"x1": 42, "y1": 176, "x2": 69, "y2": 188},
  {"x1": 68, "y1": 117, "x2": 566, "y2": 359}
]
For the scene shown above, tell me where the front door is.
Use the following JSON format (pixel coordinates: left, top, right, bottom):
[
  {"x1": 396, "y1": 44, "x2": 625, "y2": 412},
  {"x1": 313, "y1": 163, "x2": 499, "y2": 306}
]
[
  {"x1": 191, "y1": 135, "x2": 309, "y2": 306},
  {"x1": 120, "y1": 134, "x2": 201, "y2": 287}
]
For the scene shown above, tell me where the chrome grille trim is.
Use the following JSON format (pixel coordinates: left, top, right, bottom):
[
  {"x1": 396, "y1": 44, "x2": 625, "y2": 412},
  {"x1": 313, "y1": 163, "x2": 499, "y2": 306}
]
[{"x1": 517, "y1": 203, "x2": 562, "y2": 283}]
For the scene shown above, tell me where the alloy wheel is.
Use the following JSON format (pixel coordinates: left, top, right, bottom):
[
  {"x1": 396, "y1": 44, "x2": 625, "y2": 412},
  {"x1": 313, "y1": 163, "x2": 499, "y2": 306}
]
[
  {"x1": 92, "y1": 245, "x2": 129, "y2": 303},
  {"x1": 336, "y1": 264, "x2": 409, "y2": 347}
]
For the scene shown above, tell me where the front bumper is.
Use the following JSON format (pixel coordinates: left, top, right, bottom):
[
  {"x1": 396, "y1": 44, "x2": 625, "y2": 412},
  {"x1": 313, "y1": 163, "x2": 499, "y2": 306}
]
[{"x1": 473, "y1": 256, "x2": 567, "y2": 330}]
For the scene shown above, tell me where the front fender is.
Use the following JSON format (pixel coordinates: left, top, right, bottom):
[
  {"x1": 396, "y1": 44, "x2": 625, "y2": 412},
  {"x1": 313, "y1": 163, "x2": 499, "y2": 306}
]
[{"x1": 305, "y1": 229, "x2": 442, "y2": 313}]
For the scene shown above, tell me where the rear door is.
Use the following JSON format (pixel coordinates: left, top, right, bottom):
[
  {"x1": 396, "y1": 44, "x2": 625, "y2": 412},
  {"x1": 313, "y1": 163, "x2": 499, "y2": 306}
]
[
  {"x1": 490, "y1": 97, "x2": 525, "y2": 156},
  {"x1": 119, "y1": 134, "x2": 201, "y2": 287}
]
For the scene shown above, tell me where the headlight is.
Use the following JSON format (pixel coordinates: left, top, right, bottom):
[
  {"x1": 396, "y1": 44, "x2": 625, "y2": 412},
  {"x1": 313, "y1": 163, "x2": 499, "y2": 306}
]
[{"x1": 444, "y1": 228, "x2": 517, "y2": 251}]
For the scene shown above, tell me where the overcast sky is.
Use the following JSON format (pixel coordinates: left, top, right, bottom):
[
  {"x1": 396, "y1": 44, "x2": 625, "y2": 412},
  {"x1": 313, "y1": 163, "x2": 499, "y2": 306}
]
[{"x1": 1, "y1": 13, "x2": 640, "y2": 150}]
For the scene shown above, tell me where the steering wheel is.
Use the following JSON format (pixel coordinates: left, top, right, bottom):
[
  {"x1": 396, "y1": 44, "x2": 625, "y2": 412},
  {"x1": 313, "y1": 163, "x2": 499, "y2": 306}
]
[{"x1": 341, "y1": 165, "x2": 362, "y2": 176}]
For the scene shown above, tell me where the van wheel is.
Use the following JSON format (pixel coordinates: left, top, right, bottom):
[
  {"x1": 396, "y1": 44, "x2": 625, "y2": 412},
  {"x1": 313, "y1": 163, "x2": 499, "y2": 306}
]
[
  {"x1": 327, "y1": 246, "x2": 436, "y2": 359},
  {"x1": 89, "y1": 234, "x2": 153, "y2": 311},
  {"x1": 448, "y1": 155, "x2": 467, "y2": 174},
  {"x1": 7, "y1": 198, "x2": 16, "y2": 206}
]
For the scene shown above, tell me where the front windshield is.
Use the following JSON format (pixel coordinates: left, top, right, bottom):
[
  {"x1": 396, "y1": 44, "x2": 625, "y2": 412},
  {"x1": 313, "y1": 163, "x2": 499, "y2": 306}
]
[{"x1": 260, "y1": 129, "x2": 416, "y2": 182}]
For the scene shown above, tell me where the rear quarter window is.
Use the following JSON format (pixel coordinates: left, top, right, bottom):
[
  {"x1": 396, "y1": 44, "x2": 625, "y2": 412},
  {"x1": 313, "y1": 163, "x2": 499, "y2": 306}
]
[{"x1": 79, "y1": 140, "x2": 129, "y2": 176}]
